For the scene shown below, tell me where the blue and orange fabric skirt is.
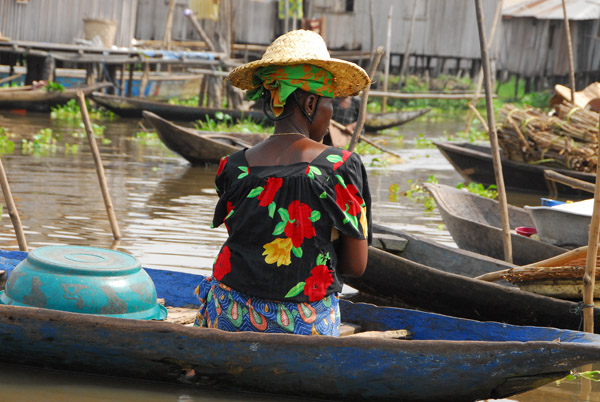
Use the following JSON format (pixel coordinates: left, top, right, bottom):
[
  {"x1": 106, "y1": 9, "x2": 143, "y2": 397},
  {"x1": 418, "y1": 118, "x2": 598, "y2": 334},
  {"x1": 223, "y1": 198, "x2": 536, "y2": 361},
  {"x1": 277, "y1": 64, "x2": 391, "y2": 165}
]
[{"x1": 194, "y1": 276, "x2": 341, "y2": 336}]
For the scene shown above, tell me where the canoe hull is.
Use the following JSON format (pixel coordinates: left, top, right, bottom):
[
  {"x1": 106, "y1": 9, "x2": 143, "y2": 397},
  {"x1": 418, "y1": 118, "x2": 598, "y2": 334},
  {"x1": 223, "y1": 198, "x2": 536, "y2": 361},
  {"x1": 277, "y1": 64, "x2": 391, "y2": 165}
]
[
  {"x1": 434, "y1": 141, "x2": 595, "y2": 197},
  {"x1": 143, "y1": 111, "x2": 266, "y2": 165},
  {"x1": 1, "y1": 252, "x2": 600, "y2": 401},
  {"x1": 364, "y1": 108, "x2": 431, "y2": 131},
  {"x1": 0, "y1": 84, "x2": 111, "y2": 112},
  {"x1": 91, "y1": 92, "x2": 268, "y2": 123},
  {"x1": 425, "y1": 182, "x2": 567, "y2": 265},
  {"x1": 346, "y1": 247, "x2": 600, "y2": 332}
]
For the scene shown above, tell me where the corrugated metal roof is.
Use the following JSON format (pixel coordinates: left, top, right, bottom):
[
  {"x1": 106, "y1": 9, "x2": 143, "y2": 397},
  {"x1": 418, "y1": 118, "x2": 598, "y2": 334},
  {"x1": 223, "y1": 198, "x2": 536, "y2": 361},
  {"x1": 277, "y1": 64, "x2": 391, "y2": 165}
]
[{"x1": 503, "y1": 0, "x2": 600, "y2": 20}]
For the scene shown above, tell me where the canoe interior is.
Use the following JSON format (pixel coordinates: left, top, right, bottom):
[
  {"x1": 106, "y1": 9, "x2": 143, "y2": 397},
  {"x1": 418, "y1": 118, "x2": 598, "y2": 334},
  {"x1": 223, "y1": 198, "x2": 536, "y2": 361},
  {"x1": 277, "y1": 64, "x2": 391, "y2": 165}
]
[{"x1": 425, "y1": 182, "x2": 567, "y2": 265}]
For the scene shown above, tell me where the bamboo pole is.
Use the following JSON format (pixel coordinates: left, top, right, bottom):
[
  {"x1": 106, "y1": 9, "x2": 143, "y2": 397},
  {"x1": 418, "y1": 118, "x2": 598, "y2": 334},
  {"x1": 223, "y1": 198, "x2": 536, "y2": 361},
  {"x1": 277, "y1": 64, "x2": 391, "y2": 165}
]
[
  {"x1": 463, "y1": 0, "x2": 502, "y2": 134},
  {"x1": 0, "y1": 156, "x2": 27, "y2": 251},
  {"x1": 76, "y1": 91, "x2": 121, "y2": 241},
  {"x1": 562, "y1": 0, "x2": 576, "y2": 102},
  {"x1": 0, "y1": 72, "x2": 24, "y2": 86},
  {"x1": 583, "y1": 118, "x2": 600, "y2": 333},
  {"x1": 184, "y1": 9, "x2": 217, "y2": 52},
  {"x1": 348, "y1": 46, "x2": 384, "y2": 152},
  {"x1": 474, "y1": 0, "x2": 512, "y2": 263},
  {"x1": 382, "y1": 5, "x2": 393, "y2": 113},
  {"x1": 369, "y1": 91, "x2": 497, "y2": 100},
  {"x1": 399, "y1": 0, "x2": 418, "y2": 87},
  {"x1": 544, "y1": 170, "x2": 595, "y2": 194},
  {"x1": 163, "y1": 0, "x2": 177, "y2": 50},
  {"x1": 368, "y1": 0, "x2": 374, "y2": 54},
  {"x1": 331, "y1": 120, "x2": 403, "y2": 160}
]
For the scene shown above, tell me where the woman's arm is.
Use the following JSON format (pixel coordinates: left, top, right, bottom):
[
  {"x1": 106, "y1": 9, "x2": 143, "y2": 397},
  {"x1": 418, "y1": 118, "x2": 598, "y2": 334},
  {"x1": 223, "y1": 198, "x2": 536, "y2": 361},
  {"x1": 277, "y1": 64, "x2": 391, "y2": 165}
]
[{"x1": 336, "y1": 234, "x2": 368, "y2": 278}]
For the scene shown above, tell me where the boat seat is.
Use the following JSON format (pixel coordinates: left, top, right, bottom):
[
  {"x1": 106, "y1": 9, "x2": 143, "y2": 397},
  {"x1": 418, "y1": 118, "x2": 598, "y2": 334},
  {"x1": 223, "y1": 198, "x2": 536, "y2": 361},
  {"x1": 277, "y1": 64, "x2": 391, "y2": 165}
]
[
  {"x1": 346, "y1": 329, "x2": 412, "y2": 340},
  {"x1": 372, "y1": 234, "x2": 408, "y2": 253}
]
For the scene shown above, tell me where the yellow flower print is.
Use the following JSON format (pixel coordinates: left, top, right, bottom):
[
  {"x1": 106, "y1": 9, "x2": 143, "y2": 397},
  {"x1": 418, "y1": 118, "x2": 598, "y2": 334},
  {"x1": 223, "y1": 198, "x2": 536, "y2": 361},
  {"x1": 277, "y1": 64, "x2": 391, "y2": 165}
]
[
  {"x1": 359, "y1": 204, "x2": 368, "y2": 238},
  {"x1": 262, "y1": 237, "x2": 293, "y2": 267}
]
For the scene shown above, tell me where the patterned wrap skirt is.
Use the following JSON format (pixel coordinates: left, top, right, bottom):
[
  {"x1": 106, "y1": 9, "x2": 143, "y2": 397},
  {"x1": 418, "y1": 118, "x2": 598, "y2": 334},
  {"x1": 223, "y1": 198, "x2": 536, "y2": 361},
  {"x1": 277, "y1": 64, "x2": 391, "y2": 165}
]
[{"x1": 194, "y1": 276, "x2": 341, "y2": 336}]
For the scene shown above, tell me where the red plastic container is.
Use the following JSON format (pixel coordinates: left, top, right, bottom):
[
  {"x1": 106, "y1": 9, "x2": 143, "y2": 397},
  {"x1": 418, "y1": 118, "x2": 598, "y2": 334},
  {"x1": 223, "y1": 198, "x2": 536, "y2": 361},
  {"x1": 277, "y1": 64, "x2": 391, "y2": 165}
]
[{"x1": 516, "y1": 226, "x2": 537, "y2": 237}]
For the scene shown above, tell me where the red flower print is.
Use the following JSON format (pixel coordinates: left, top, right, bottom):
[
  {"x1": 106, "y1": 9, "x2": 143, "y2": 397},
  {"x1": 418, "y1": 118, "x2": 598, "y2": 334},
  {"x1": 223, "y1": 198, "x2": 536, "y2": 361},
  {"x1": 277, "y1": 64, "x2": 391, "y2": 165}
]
[
  {"x1": 216, "y1": 156, "x2": 228, "y2": 176},
  {"x1": 213, "y1": 246, "x2": 231, "y2": 281},
  {"x1": 257, "y1": 177, "x2": 283, "y2": 207},
  {"x1": 224, "y1": 201, "x2": 234, "y2": 232},
  {"x1": 335, "y1": 184, "x2": 364, "y2": 216},
  {"x1": 284, "y1": 200, "x2": 316, "y2": 248},
  {"x1": 304, "y1": 265, "x2": 334, "y2": 302},
  {"x1": 333, "y1": 150, "x2": 351, "y2": 170}
]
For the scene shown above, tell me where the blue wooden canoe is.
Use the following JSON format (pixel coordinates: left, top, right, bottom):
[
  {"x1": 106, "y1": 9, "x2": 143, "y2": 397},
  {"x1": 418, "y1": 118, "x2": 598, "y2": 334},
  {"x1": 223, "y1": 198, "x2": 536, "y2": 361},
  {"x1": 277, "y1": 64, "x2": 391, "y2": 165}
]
[{"x1": 1, "y1": 249, "x2": 600, "y2": 401}]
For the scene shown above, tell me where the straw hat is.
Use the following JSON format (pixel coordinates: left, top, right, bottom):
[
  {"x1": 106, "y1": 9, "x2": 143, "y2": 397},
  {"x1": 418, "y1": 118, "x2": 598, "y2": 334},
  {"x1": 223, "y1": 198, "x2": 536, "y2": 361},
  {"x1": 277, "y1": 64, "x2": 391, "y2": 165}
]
[{"x1": 228, "y1": 30, "x2": 370, "y2": 97}]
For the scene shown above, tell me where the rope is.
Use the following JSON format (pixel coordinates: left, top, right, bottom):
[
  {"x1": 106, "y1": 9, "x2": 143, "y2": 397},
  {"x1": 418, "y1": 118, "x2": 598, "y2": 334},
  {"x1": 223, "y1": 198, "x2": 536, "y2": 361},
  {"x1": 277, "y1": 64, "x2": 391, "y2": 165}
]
[
  {"x1": 569, "y1": 301, "x2": 595, "y2": 331},
  {"x1": 566, "y1": 106, "x2": 581, "y2": 122}
]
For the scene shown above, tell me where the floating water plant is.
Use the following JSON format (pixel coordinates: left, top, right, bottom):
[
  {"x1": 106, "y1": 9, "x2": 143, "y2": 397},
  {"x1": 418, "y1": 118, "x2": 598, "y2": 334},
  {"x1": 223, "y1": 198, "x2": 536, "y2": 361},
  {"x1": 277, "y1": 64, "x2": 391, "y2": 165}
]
[
  {"x1": 0, "y1": 127, "x2": 15, "y2": 154},
  {"x1": 194, "y1": 114, "x2": 273, "y2": 134},
  {"x1": 21, "y1": 128, "x2": 60, "y2": 155},
  {"x1": 51, "y1": 99, "x2": 116, "y2": 121},
  {"x1": 133, "y1": 130, "x2": 160, "y2": 146}
]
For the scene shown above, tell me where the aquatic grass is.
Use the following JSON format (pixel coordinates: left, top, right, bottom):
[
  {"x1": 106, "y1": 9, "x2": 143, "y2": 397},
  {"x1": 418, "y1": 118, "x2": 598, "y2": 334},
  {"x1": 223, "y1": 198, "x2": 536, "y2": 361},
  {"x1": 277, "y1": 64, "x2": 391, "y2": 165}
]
[
  {"x1": 404, "y1": 175, "x2": 439, "y2": 212},
  {"x1": 168, "y1": 95, "x2": 200, "y2": 107},
  {"x1": 194, "y1": 114, "x2": 273, "y2": 134},
  {"x1": 414, "y1": 133, "x2": 435, "y2": 148},
  {"x1": 21, "y1": 128, "x2": 60, "y2": 156},
  {"x1": 456, "y1": 182, "x2": 497, "y2": 199},
  {"x1": 43, "y1": 81, "x2": 65, "y2": 93},
  {"x1": 134, "y1": 130, "x2": 161, "y2": 146},
  {"x1": 51, "y1": 99, "x2": 117, "y2": 121},
  {"x1": 0, "y1": 127, "x2": 16, "y2": 154},
  {"x1": 445, "y1": 125, "x2": 489, "y2": 143}
]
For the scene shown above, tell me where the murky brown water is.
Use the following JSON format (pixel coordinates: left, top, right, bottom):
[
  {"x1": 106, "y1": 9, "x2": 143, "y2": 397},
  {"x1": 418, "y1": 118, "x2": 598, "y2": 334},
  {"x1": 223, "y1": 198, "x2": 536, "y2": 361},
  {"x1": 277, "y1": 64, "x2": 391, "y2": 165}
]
[{"x1": 0, "y1": 110, "x2": 597, "y2": 401}]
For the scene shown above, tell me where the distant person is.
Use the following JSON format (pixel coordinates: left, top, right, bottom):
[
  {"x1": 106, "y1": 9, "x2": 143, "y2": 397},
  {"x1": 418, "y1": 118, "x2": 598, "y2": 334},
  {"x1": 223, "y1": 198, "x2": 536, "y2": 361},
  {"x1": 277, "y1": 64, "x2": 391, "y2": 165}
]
[{"x1": 193, "y1": 30, "x2": 372, "y2": 336}]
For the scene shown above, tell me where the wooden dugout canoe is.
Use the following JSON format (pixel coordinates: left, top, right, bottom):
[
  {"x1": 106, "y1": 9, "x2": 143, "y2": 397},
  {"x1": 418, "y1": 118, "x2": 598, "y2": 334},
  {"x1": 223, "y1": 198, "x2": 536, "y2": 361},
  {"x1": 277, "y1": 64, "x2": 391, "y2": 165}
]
[
  {"x1": 363, "y1": 108, "x2": 431, "y2": 131},
  {"x1": 91, "y1": 91, "x2": 269, "y2": 123},
  {"x1": 372, "y1": 222, "x2": 516, "y2": 282},
  {"x1": 1, "y1": 249, "x2": 600, "y2": 401},
  {"x1": 142, "y1": 110, "x2": 267, "y2": 165},
  {"x1": 0, "y1": 83, "x2": 112, "y2": 112},
  {"x1": 424, "y1": 182, "x2": 567, "y2": 265},
  {"x1": 346, "y1": 247, "x2": 600, "y2": 332},
  {"x1": 434, "y1": 141, "x2": 595, "y2": 197}
]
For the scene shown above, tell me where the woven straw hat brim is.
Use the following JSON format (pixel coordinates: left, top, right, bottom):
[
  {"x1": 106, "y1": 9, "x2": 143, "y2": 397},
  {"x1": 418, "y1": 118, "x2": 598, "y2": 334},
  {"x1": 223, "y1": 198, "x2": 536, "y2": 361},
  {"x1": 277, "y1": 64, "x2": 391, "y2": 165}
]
[{"x1": 228, "y1": 57, "x2": 370, "y2": 97}]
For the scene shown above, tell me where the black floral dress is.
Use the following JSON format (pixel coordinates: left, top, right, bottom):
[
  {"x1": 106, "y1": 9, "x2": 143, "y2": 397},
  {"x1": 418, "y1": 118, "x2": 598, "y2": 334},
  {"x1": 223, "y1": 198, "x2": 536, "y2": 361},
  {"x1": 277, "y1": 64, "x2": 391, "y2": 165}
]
[{"x1": 194, "y1": 146, "x2": 371, "y2": 335}]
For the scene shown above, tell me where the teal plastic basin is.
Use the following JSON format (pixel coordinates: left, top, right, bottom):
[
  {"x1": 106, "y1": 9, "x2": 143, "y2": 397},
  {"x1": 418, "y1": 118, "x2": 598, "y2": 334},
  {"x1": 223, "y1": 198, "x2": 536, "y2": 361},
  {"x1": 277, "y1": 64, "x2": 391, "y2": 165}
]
[{"x1": 0, "y1": 245, "x2": 167, "y2": 320}]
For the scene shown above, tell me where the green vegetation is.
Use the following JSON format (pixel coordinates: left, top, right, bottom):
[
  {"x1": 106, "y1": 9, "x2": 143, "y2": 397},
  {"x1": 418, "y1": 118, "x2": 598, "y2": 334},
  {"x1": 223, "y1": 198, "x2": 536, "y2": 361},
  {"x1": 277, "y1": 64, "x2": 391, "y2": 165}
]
[
  {"x1": 404, "y1": 175, "x2": 497, "y2": 212},
  {"x1": 456, "y1": 182, "x2": 497, "y2": 199},
  {"x1": 194, "y1": 113, "x2": 273, "y2": 134},
  {"x1": 0, "y1": 128, "x2": 16, "y2": 154},
  {"x1": 50, "y1": 99, "x2": 117, "y2": 121},
  {"x1": 21, "y1": 128, "x2": 60, "y2": 155},
  {"x1": 168, "y1": 95, "x2": 200, "y2": 107},
  {"x1": 134, "y1": 130, "x2": 161, "y2": 145},
  {"x1": 43, "y1": 81, "x2": 65, "y2": 93}
]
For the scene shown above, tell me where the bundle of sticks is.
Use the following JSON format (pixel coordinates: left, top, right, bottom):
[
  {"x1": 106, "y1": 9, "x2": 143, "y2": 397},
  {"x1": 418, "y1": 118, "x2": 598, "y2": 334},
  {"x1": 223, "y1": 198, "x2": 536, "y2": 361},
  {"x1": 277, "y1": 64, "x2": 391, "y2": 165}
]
[{"x1": 497, "y1": 102, "x2": 599, "y2": 173}]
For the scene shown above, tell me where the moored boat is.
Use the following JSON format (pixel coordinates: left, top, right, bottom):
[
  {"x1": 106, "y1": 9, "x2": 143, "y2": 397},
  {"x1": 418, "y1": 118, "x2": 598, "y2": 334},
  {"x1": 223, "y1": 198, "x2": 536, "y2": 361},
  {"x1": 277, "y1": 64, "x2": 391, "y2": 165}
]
[
  {"x1": 363, "y1": 108, "x2": 431, "y2": 131},
  {"x1": 434, "y1": 141, "x2": 595, "y2": 196},
  {"x1": 91, "y1": 92, "x2": 269, "y2": 123},
  {"x1": 424, "y1": 182, "x2": 567, "y2": 265},
  {"x1": 1, "y1": 248, "x2": 600, "y2": 401},
  {"x1": 0, "y1": 83, "x2": 112, "y2": 112},
  {"x1": 345, "y1": 246, "x2": 600, "y2": 332},
  {"x1": 142, "y1": 110, "x2": 267, "y2": 165}
]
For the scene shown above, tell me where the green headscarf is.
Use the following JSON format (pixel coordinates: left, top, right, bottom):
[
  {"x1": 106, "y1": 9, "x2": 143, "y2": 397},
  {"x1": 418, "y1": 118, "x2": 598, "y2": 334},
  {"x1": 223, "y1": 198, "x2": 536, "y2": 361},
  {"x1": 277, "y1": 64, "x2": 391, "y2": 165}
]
[{"x1": 247, "y1": 64, "x2": 335, "y2": 117}]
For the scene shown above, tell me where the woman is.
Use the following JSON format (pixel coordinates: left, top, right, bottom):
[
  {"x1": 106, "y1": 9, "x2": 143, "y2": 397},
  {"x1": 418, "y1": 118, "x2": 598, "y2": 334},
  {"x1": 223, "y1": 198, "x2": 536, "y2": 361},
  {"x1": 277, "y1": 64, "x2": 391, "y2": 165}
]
[{"x1": 194, "y1": 30, "x2": 372, "y2": 336}]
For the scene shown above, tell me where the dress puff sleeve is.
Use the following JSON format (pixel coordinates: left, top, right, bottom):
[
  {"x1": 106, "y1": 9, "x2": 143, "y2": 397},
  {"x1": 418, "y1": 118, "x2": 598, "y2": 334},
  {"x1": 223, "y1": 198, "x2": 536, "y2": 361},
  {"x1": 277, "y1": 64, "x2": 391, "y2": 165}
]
[
  {"x1": 320, "y1": 151, "x2": 372, "y2": 243},
  {"x1": 211, "y1": 155, "x2": 231, "y2": 229}
]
